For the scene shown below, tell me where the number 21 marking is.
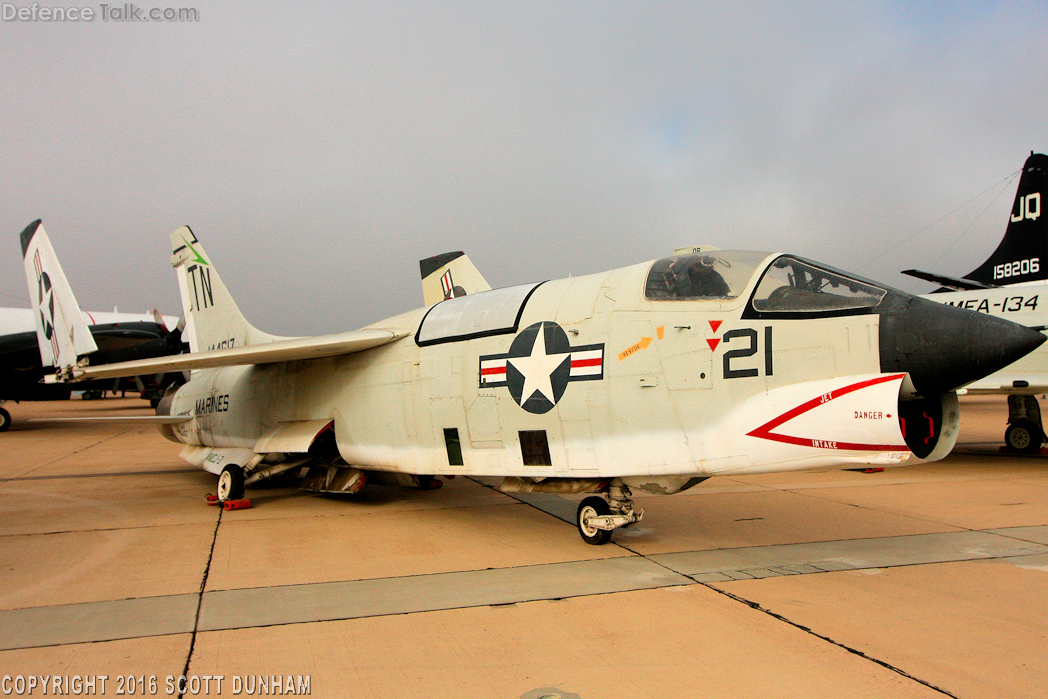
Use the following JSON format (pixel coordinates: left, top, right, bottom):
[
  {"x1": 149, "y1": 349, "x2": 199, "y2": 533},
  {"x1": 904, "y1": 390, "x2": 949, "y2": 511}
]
[{"x1": 723, "y1": 326, "x2": 773, "y2": 379}]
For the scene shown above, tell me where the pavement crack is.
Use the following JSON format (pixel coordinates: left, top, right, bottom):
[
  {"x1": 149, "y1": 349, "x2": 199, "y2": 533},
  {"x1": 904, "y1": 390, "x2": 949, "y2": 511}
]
[
  {"x1": 179, "y1": 506, "x2": 222, "y2": 698},
  {"x1": 701, "y1": 582, "x2": 959, "y2": 698},
  {"x1": 509, "y1": 488, "x2": 961, "y2": 697},
  {"x1": 12, "y1": 429, "x2": 147, "y2": 479}
]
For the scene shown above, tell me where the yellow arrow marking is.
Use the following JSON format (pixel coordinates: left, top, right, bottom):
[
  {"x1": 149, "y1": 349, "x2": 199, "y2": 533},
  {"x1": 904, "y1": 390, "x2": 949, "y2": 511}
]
[{"x1": 618, "y1": 336, "x2": 653, "y2": 361}]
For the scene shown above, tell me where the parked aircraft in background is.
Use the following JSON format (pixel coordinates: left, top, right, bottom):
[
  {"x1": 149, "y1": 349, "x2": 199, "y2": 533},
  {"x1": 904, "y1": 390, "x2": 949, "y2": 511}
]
[
  {"x1": 44, "y1": 226, "x2": 1043, "y2": 543},
  {"x1": 0, "y1": 220, "x2": 186, "y2": 431},
  {"x1": 904, "y1": 152, "x2": 1048, "y2": 452}
]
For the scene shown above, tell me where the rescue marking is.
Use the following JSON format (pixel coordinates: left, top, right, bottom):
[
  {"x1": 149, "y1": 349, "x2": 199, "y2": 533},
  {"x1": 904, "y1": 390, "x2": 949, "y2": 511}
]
[
  {"x1": 617, "y1": 326, "x2": 665, "y2": 360},
  {"x1": 618, "y1": 337, "x2": 652, "y2": 361}
]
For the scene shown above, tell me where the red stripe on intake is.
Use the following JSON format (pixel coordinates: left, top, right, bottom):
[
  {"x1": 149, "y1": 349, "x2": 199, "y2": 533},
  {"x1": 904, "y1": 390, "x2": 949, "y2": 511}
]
[{"x1": 746, "y1": 374, "x2": 908, "y2": 452}]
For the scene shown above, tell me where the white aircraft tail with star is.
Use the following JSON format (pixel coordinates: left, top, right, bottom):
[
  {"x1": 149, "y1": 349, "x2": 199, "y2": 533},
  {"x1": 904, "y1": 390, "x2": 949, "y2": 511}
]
[{"x1": 20, "y1": 220, "x2": 97, "y2": 369}]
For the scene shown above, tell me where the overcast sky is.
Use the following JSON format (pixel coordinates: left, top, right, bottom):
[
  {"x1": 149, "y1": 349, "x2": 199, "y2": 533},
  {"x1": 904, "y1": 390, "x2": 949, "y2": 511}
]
[{"x1": 1, "y1": 2, "x2": 1046, "y2": 335}]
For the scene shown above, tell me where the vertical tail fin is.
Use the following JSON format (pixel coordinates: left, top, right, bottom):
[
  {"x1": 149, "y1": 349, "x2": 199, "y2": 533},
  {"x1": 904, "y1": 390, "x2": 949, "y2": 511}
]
[
  {"x1": 419, "y1": 251, "x2": 492, "y2": 306},
  {"x1": 170, "y1": 227, "x2": 284, "y2": 352},
  {"x1": 20, "y1": 220, "x2": 97, "y2": 369},
  {"x1": 965, "y1": 152, "x2": 1048, "y2": 286}
]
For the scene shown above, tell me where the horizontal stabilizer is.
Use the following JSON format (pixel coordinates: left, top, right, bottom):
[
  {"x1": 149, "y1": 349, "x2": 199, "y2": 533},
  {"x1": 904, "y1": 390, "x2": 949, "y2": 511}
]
[
  {"x1": 901, "y1": 269, "x2": 998, "y2": 291},
  {"x1": 50, "y1": 327, "x2": 409, "y2": 382}
]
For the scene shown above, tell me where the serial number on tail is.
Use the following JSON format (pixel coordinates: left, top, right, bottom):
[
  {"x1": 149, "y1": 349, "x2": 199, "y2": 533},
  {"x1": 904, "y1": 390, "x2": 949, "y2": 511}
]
[{"x1": 993, "y1": 258, "x2": 1040, "y2": 281}]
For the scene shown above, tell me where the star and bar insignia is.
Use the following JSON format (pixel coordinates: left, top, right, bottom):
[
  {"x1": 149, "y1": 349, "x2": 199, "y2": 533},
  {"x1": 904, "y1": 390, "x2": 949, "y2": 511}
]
[{"x1": 479, "y1": 321, "x2": 604, "y2": 414}]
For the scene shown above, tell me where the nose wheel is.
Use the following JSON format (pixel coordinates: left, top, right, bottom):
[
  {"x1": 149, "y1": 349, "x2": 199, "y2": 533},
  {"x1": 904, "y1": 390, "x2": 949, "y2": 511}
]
[
  {"x1": 574, "y1": 482, "x2": 643, "y2": 545},
  {"x1": 577, "y1": 497, "x2": 613, "y2": 545}
]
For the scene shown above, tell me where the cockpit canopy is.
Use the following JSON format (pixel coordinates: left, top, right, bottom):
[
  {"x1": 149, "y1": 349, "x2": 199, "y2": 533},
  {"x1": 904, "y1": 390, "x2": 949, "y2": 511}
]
[
  {"x1": 645, "y1": 251, "x2": 771, "y2": 301},
  {"x1": 645, "y1": 251, "x2": 887, "y2": 316},
  {"x1": 751, "y1": 256, "x2": 886, "y2": 313}
]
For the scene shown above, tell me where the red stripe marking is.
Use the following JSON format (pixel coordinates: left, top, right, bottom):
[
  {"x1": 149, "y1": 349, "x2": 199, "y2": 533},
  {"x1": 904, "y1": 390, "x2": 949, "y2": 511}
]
[
  {"x1": 480, "y1": 367, "x2": 506, "y2": 376},
  {"x1": 571, "y1": 358, "x2": 602, "y2": 368},
  {"x1": 747, "y1": 374, "x2": 908, "y2": 451}
]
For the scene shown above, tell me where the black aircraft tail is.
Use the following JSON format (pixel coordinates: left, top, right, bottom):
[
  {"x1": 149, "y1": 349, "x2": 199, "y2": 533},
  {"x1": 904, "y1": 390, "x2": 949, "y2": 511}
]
[{"x1": 964, "y1": 152, "x2": 1048, "y2": 286}]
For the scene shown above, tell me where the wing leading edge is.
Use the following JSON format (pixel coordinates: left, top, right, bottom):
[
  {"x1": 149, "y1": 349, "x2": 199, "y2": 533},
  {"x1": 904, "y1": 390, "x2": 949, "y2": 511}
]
[{"x1": 50, "y1": 327, "x2": 408, "y2": 382}]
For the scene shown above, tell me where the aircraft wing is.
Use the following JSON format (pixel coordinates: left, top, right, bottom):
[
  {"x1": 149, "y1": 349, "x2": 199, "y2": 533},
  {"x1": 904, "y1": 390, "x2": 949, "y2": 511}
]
[
  {"x1": 52, "y1": 327, "x2": 409, "y2": 382},
  {"x1": 901, "y1": 269, "x2": 998, "y2": 291},
  {"x1": 33, "y1": 415, "x2": 194, "y2": 424},
  {"x1": 960, "y1": 375, "x2": 1048, "y2": 395}
]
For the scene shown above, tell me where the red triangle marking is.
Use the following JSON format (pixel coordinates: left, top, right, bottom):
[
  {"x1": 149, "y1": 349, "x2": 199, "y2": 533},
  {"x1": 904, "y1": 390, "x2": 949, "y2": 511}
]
[
  {"x1": 706, "y1": 338, "x2": 721, "y2": 352},
  {"x1": 708, "y1": 320, "x2": 722, "y2": 332}
]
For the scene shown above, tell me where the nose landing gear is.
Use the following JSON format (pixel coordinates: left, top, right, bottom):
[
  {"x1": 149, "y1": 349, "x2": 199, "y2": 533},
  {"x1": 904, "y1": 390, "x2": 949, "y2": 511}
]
[{"x1": 575, "y1": 481, "x2": 643, "y2": 545}]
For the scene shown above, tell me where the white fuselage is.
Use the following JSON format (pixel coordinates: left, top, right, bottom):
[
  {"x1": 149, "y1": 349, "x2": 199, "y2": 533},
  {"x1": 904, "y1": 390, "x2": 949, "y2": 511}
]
[{"x1": 164, "y1": 260, "x2": 917, "y2": 483}]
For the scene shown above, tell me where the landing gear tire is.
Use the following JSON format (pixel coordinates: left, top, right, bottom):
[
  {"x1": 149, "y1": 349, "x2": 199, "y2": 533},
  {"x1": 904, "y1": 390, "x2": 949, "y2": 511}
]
[
  {"x1": 0, "y1": 408, "x2": 9, "y2": 432},
  {"x1": 1005, "y1": 420, "x2": 1042, "y2": 454},
  {"x1": 577, "y1": 496, "x2": 613, "y2": 546},
  {"x1": 217, "y1": 465, "x2": 246, "y2": 502}
]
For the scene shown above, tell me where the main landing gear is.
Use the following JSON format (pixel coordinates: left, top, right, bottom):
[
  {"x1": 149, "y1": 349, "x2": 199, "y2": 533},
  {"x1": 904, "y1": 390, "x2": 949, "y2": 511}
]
[
  {"x1": 1005, "y1": 395, "x2": 1046, "y2": 454},
  {"x1": 208, "y1": 456, "x2": 328, "y2": 510},
  {"x1": 205, "y1": 464, "x2": 252, "y2": 511},
  {"x1": 217, "y1": 465, "x2": 246, "y2": 501},
  {"x1": 575, "y1": 481, "x2": 643, "y2": 545},
  {"x1": 0, "y1": 404, "x2": 10, "y2": 432}
]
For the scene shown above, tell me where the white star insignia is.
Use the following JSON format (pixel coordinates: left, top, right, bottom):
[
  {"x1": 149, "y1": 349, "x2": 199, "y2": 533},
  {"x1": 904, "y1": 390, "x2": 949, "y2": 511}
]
[{"x1": 507, "y1": 326, "x2": 570, "y2": 405}]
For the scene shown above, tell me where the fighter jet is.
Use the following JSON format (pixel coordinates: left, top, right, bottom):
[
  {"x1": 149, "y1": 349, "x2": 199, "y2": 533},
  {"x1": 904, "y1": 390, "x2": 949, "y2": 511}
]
[
  {"x1": 47, "y1": 227, "x2": 1043, "y2": 543},
  {"x1": 0, "y1": 221, "x2": 186, "y2": 431},
  {"x1": 903, "y1": 152, "x2": 1048, "y2": 452}
]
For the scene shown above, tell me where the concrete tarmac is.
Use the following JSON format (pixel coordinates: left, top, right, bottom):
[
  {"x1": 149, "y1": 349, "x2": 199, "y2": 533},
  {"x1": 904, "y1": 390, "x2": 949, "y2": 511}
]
[{"x1": 1, "y1": 395, "x2": 1046, "y2": 698}]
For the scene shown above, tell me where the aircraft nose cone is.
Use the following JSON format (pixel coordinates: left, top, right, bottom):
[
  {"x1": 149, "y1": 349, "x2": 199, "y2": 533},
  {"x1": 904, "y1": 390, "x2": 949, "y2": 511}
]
[{"x1": 879, "y1": 293, "x2": 1045, "y2": 396}]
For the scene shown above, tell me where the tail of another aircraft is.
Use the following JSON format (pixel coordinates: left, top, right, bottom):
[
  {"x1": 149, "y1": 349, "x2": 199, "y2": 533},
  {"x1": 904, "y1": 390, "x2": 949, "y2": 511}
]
[
  {"x1": 20, "y1": 220, "x2": 97, "y2": 369},
  {"x1": 170, "y1": 226, "x2": 285, "y2": 352},
  {"x1": 965, "y1": 152, "x2": 1048, "y2": 286},
  {"x1": 419, "y1": 251, "x2": 492, "y2": 306}
]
